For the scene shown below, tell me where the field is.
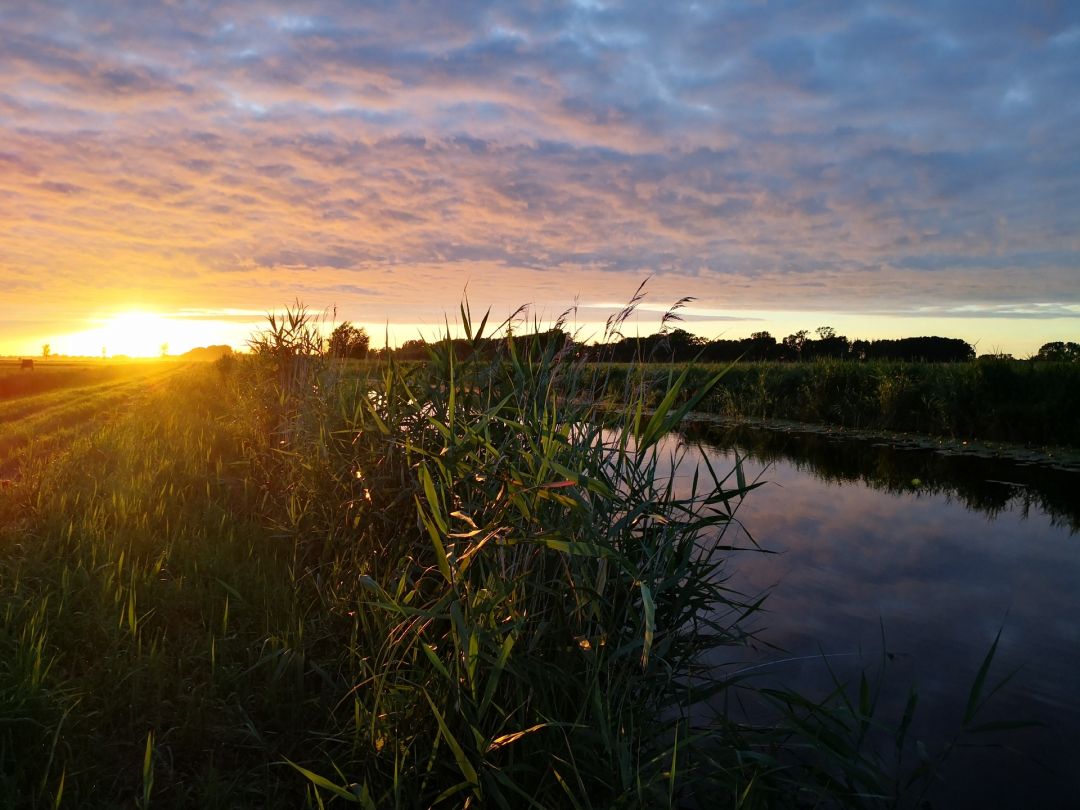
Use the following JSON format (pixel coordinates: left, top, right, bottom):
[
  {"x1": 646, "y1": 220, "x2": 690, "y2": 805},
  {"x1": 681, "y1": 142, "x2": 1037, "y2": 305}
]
[
  {"x1": 0, "y1": 360, "x2": 174, "y2": 400},
  {"x1": 0, "y1": 318, "x2": 1010, "y2": 808},
  {"x1": 591, "y1": 359, "x2": 1080, "y2": 448},
  {"x1": 0, "y1": 361, "x2": 181, "y2": 479}
]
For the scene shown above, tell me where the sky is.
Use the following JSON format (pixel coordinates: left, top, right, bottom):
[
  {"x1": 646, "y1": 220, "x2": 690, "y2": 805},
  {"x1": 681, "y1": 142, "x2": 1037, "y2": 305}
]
[{"x1": 1, "y1": 1, "x2": 1078, "y2": 357}]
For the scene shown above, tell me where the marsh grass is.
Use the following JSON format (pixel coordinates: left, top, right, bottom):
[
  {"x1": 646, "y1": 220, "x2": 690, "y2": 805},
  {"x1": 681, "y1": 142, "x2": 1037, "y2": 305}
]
[
  {"x1": 0, "y1": 299, "x2": 1015, "y2": 807},
  {"x1": 227, "y1": 299, "x2": 762, "y2": 806}
]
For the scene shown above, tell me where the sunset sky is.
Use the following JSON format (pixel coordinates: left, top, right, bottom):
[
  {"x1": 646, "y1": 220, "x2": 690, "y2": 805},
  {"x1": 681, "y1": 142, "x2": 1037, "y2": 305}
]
[{"x1": 1, "y1": 1, "x2": 1077, "y2": 357}]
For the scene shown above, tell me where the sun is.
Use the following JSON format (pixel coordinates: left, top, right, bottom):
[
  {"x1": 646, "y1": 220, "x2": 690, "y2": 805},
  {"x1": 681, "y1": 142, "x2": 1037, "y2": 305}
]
[
  {"x1": 52, "y1": 310, "x2": 223, "y2": 358},
  {"x1": 60, "y1": 310, "x2": 176, "y2": 358},
  {"x1": 97, "y1": 312, "x2": 174, "y2": 357}
]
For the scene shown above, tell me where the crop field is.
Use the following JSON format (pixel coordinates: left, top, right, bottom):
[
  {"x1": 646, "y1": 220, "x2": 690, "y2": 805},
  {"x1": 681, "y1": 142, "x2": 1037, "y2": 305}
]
[{"x1": 0, "y1": 313, "x2": 1011, "y2": 809}]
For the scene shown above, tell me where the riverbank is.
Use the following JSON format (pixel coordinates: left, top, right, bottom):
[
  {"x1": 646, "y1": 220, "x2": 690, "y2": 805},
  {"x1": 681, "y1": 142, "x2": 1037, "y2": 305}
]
[{"x1": 589, "y1": 359, "x2": 1080, "y2": 448}]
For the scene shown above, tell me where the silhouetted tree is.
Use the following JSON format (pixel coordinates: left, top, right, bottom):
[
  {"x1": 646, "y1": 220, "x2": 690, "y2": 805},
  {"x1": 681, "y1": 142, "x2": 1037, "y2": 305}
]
[
  {"x1": 41, "y1": 343, "x2": 51, "y2": 359},
  {"x1": 782, "y1": 330, "x2": 809, "y2": 361},
  {"x1": 745, "y1": 331, "x2": 781, "y2": 360},
  {"x1": 395, "y1": 339, "x2": 430, "y2": 361},
  {"x1": 701, "y1": 339, "x2": 743, "y2": 362},
  {"x1": 328, "y1": 322, "x2": 370, "y2": 359},
  {"x1": 515, "y1": 328, "x2": 574, "y2": 362},
  {"x1": 803, "y1": 326, "x2": 850, "y2": 360},
  {"x1": 181, "y1": 345, "x2": 233, "y2": 362},
  {"x1": 601, "y1": 329, "x2": 704, "y2": 363},
  {"x1": 662, "y1": 328, "x2": 705, "y2": 361},
  {"x1": 866, "y1": 337, "x2": 974, "y2": 362},
  {"x1": 1034, "y1": 341, "x2": 1080, "y2": 362}
]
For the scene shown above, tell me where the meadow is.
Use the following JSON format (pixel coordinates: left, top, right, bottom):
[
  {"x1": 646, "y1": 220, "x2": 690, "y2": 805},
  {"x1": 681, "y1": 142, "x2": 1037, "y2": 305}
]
[
  {"x1": 0, "y1": 362, "x2": 181, "y2": 479},
  {"x1": 0, "y1": 310, "x2": 1012, "y2": 808},
  {"x1": 0, "y1": 360, "x2": 173, "y2": 402}
]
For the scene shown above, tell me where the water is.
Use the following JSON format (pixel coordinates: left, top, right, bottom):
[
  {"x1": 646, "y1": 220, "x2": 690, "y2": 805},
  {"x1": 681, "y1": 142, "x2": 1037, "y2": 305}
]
[{"x1": 669, "y1": 421, "x2": 1080, "y2": 808}]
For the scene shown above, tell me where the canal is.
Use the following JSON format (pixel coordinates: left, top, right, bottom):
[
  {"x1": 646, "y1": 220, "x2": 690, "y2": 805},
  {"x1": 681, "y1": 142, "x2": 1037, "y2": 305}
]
[{"x1": 672, "y1": 420, "x2": 1079, "y2": 808}]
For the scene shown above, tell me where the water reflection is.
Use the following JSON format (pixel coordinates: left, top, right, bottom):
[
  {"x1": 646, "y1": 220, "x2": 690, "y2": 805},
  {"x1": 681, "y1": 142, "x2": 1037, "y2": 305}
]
[
  {"x1": 679, "y1": 420, "x2": 1080, "y2": 533},
  {"x1": 667, "y1": 422, "x2": 1080, "y2": 809}
]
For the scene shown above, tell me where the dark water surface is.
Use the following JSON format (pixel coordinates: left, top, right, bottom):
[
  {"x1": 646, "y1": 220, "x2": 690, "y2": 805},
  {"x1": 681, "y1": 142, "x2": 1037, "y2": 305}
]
[{"x1": 670, "y1": 422, "x2": 1080, "y2": 809}]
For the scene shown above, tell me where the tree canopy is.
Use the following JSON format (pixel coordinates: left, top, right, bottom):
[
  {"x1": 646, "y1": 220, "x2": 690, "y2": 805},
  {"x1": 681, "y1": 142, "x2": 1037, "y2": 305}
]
[
  {"x1": 1034, "y1": 341, "x2": 1080, "y2": 362},
  {"x1": 328, "y1": 322, "x2": 370, "y2": 359},
  {"x1": 373, "y1": 327, "x2": 992, "y2": 364}
]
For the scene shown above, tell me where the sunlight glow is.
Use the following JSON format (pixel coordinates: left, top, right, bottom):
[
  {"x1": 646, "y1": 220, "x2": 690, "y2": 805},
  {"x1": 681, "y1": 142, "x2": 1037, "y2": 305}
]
[{"x1": 51, "y1": 310, "x2": 253, "y2": 358}]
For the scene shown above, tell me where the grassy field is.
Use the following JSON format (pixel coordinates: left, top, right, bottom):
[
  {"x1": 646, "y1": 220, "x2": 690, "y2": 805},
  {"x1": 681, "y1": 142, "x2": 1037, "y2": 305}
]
[
  {"x1": 0, "y1": 362, "x2": 182, "y2": 479},
  {"x1": 0, "y1": 314, "x2": 1010, "y2": 808},
  {"x1": 0, "y1": 359, "x2": 178, "y2": 402},
  {"x1": 590, "y1": 359, "x2": 1080, "y2": 448}
]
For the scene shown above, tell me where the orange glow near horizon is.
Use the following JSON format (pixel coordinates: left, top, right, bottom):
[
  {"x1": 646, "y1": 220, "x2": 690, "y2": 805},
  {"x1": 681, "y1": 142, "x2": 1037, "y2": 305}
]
[
  {"x1": 46, "y1": 311, "x2": 256, "y2": 358},
  {"x1": 3, "y1": 303, "x2": 1076, "y2": 361}
]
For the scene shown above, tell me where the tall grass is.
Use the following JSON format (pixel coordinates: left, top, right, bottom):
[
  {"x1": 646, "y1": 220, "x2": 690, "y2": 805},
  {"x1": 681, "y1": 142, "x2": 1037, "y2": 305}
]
[
  {"x1": 0, "y1": 364, "x2": 315, "y2": 807},
  {"x1": 225, "y1": 301, "x2": 761, "y2": 806},
  {"x1": 0, "y1": 367, "x2": 179, "y2": 477}
]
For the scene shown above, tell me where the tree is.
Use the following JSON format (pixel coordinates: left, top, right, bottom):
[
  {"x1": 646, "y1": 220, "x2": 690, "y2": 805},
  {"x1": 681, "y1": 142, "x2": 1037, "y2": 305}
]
[
  {"x1": 744, "y1": 331, "x2": 780, "y2": 361},
  {"x1": 41, "y1": 343, "x2": 51, "y2": 359},
  {"x1": 782, "y1": 330, "x2": 809, "y2": 360},
  {"x1": 865, "y1": 337, "x2": 974, "y2": 362},
  {"x1": 662, "y1": 328, "x2": 705, "y2": 361},
  {"x1": 805, "y1": 326, "x2": 849, "y2": 359},
  {"x1": 396, "y1": 338, "x2": 430, "y2": 360},
  {"x1": 328, "y1": 322, "x2": 370, "y2": 359},
  {"x1": 1034, "y1": 341, "x2": 1080, "y2": 362},
  {"x1": 160, "y1": 342, "x2": 169, "y2": 358}
]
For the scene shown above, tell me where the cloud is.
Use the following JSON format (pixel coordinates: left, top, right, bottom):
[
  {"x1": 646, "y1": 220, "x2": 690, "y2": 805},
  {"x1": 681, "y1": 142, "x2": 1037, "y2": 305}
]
[
  {"x1": 897, "y1": 303, "x2": 1080, "y2": 320},
  {"x1": 0, "y1": 1, "x2": 1077, "y2": 353}
]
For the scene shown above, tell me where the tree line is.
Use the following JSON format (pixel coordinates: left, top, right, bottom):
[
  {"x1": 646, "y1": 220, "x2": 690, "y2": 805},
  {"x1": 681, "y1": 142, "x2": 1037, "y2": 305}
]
[
  {"x1": 264, "y1": 318, "x2": 1078, "y2": 365},
  {"x1": 374, "y1": 327, "x2": 989, "y2": 363},
  {"x1": 578, "y1": 328, "x2": 984, "y2": 363}
]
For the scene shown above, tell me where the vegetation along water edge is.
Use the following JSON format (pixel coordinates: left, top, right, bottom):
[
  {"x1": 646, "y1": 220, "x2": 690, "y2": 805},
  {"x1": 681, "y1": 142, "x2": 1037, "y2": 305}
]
[
  {"x1": 587, "y1": 359, "x2": 1080, "y2": 449},
  {"x1": 0, "y1": 302, "x2": 1029, "y2": 807}
]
